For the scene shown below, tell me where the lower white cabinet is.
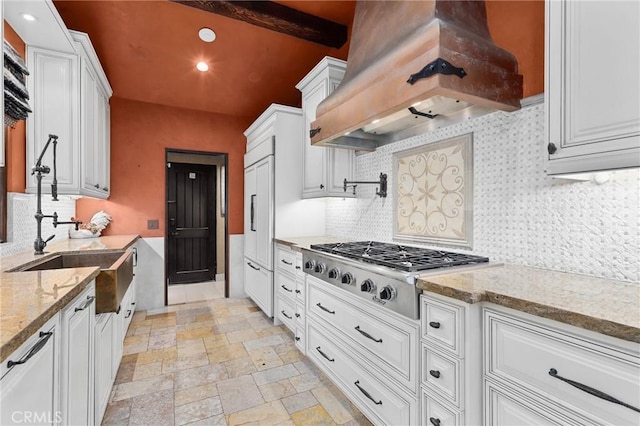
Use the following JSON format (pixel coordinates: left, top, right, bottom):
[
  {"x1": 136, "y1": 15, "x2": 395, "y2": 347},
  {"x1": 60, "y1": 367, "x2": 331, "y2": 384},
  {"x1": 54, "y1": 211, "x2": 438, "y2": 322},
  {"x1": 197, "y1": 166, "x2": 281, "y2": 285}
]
[
  {"x1": 60, "y1": 283, "x2": 96, "y2": 426},
  {"x1": 0, "y1": 314, "x2": 60, "y2": 426},
  {"x1": 243, "y1": 257, "x2": 273, "y2": 317},
  {"x1": 484, "y1": 306, "x2": 640, "y2": 425},
  {"x1": 94, "y1": 312, "x2": 114, "y2": 425}
]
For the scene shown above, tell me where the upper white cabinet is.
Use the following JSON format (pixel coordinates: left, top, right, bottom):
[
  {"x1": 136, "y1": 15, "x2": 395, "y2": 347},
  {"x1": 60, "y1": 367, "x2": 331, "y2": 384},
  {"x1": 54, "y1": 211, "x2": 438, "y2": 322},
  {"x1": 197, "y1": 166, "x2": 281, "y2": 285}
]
[
  {"x1": 545, "y1": 0, "x2": 640, "y2": 175},
  {"x1": 26, "y1": 30, "x2": 112, "y2": 198},
  {"x1": 296, "y1": 57, "x2": 355, "y2": 198}
]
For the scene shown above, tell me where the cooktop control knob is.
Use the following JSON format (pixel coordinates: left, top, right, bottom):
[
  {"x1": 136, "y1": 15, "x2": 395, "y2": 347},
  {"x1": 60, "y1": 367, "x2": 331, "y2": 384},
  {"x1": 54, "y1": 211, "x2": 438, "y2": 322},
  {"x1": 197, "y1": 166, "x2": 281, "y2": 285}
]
[
  {"x1": 314, "y1": 263, "x2": 326, "y2": 274},
  {"x1": 304, "y1": 260, "x2": 316, "y2": 271},
  {"x1": 379, "y1": 286, "x2": 397, "y2": 301},
  {"x1": 341, "y1": 273, "x2": 354, "y2": 285},
  {"x1": 328, "y1": 268, "x2": 340, "y2": 280},
  {"x1": 361, "y1": 279, "x2": 376, "y2": 293}
]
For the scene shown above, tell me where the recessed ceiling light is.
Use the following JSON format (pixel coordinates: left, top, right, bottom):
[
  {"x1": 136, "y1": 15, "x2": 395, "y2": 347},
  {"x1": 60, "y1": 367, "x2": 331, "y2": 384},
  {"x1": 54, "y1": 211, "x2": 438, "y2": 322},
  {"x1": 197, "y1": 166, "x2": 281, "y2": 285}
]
[
  {"x1": 21, "y1": 13, "x2": 37, "y2": 21},
  {"x1": 372, "y1": 119, "x2": 381, "y2": 124},
  {"x1": 196, "y1": 62, "x2": 209, "y2": 72},
  {"x1": 198, "y1": 28, "x2": 216, "y2": 43}
]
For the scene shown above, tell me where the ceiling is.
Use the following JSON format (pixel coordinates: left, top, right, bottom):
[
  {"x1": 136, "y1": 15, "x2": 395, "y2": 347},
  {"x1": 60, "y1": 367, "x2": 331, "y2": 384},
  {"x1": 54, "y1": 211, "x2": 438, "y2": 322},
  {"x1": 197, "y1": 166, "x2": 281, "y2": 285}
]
[{"x1": 52, "y1": 0, "x2": 356, "y2": 120}]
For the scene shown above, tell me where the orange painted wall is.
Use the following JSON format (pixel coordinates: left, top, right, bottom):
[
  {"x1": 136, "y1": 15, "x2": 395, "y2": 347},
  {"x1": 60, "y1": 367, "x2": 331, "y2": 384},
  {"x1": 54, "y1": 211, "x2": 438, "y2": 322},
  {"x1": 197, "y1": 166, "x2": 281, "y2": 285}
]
[
  {"x1": 4, "y1": 21, "x2": 27, "y2": 193},
  {"x1": 486, "y1": 0, "x2": 545, "y2": 97},
  {"x1": 75, "y1": 98, "x2": 251, "y2": 237}
]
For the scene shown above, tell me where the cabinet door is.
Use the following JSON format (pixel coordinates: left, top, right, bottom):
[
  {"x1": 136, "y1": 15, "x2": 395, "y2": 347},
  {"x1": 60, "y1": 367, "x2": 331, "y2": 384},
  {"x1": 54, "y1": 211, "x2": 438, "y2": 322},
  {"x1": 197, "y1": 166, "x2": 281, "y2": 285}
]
[
  {"x1": 0, "y1": 316, "x2": 59, "y2": 426},
  {"x1": 244, "y1": 164, "x2": 257, "y2": 260},
  {"x1": 301, "y1": 80, "x2": 328, "y2": 198},
  {"x1": 94, "y1": 313, "x2": 114, "y2": 425},
  {"x1": 254, "y1": 156, "x2": 274, "y2": 268},
  {"x1": 81, "y1": 56, "x2": 100, "y2": 195},
  {"x1": 244, "y1": 257, "x2": 273, "y2": 317},
  {"x1": 61, "y1": 287, "x2": 95, "y2": 426},
  {"x1": 26, "y1": 47, "x2": 80, "y2": 195},
  {"x1": 327, "y1": 148, "x2": 355, "y2": 196},
  {"x1": 546, "y1": 0, "x2": 640, "y2": 174}
]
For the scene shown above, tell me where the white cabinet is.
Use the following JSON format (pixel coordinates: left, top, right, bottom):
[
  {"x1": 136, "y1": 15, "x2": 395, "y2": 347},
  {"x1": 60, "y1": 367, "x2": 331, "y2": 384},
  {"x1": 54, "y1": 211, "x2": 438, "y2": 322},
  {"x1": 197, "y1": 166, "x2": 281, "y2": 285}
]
[
  {"x1": 26, "y1": 47, "x2": 80, "y2": 194},
  {"x1": 60, "y1": 283, "x2": 96, "y2": 426},
  {"x1": 244, "y1": 156, "x2": 274, "y2": 269},
  {"x1": 420, "y1": 293, "x2": 483, "y2": 425},
  {"x1": 243, "y1": 257, "x2": 273, "y2": 317},
  {"x1": 0, "y1": 314, "x2": 60, "y2": 426},
  {"x1": 296, "y1": 57, "x2": 355, "y2": 198},
  {"x1": 484, "y1": 306, "x2": 640, "y2": 425},
  {"x1": 94, "y1": 313, "x2": 114, "y2": 425},
  {"x1": 26, "y1": 31, "x2": 112, "y2": 199},
  {"x1": 545, "y1": 0, "x2": 640, "y2": 175},
  {"x1": 75, "y1": 30, "x2": 111, "y2": 198}
]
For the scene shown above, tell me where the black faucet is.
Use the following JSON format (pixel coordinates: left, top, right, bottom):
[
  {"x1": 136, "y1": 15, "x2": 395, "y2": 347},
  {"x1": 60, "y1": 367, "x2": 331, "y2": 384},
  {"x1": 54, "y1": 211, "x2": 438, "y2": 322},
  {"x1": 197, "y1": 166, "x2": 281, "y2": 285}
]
[{"x1": 33, "y1": 134, "x2": 81, "y2": 255}]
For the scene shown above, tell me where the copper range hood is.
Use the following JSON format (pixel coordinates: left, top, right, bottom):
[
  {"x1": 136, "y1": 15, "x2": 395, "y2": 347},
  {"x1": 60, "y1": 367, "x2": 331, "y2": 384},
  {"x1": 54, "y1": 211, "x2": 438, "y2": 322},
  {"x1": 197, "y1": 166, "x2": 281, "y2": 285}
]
[{"x1": 310, "y1": 0, "x2": 523, "y2": 151}]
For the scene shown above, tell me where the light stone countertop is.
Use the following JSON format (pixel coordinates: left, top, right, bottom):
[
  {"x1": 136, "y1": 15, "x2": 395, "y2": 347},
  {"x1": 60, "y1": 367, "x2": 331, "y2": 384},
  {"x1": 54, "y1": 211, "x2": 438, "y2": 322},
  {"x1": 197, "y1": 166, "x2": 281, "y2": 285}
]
[
  {"x1": 417, "y1": 264, "x2": 640, "y2": 343},
  {"x1": 0, "y1": 235, "x2": 139, "y2": 362},
  {"x1": 276, "y1": 237, "x2": 639, "y2": 343}
]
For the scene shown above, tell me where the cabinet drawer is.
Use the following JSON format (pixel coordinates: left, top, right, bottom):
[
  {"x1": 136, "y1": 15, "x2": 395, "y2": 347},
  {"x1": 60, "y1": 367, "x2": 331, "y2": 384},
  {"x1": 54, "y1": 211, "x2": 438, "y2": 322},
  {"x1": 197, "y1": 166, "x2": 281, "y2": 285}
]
[
  {"x1": 295, "y1": 302, "x2": 305, "y2": 325},
  {"x1": 485, "y1": 309, "x2": 640, "y2": 425},
  {"x1": 421, "y1": 295, "x2": 463, "y2": 357},
  {"x1": 308, "y1": 280, "x2": 417, "y2": 392},
  {"x1": 294, "y1": 324, "x2": 305, "y2": 354},
  {"x1": 422, "y1": 345, "x2": 463, "y2": 409},
  {"x1": 295, "y1": 276, "x2": 305, "y2": 302},
  {"x1": 308, "y1": 322, "x2": 416, "y2": 426},
  {"x1": 276, "y1": 246, "x2": 296, "y2": 275},
  {"x1": 275, "y1": 271, "x2": 296, "y2": 303},
  {"x1": 422, "y1": 389, "x2": 462, "y2": 426},
  {"x1": 276, "y1": 296, "x2": 295, "y2": 332}
]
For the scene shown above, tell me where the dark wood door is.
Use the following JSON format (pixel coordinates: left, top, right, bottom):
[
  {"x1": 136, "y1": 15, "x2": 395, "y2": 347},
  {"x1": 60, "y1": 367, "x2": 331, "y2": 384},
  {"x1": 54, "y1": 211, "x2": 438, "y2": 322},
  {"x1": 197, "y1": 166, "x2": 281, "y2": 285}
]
[{"x1": 167, "y1": 162, "x2": 216, "y2": 284}]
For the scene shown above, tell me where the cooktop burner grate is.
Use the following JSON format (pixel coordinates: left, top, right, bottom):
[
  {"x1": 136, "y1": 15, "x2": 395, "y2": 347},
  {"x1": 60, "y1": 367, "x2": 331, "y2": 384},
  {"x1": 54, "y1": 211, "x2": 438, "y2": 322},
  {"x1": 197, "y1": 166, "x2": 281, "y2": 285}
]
[{"x1": 310, "y1": 241, "x2": 489, "y2": 272}]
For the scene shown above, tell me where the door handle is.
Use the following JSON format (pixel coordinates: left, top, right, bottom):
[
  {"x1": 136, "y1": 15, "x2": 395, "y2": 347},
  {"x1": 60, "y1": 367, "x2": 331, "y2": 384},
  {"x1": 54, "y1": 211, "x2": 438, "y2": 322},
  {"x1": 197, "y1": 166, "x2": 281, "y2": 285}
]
[
  {"x1": 250, "y1": 194, "x2": 256, "y2": 232},
  {"x1": 247, "y1": 262, "x2": 260, "y2": 271}
]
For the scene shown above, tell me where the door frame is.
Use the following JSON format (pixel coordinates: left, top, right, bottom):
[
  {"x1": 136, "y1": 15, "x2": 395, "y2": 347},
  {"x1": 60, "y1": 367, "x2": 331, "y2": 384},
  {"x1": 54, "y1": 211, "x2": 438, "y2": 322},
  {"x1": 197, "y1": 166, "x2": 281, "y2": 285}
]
[{"x1": 164, "y1": 149, "x2": 229, "y2": 304}]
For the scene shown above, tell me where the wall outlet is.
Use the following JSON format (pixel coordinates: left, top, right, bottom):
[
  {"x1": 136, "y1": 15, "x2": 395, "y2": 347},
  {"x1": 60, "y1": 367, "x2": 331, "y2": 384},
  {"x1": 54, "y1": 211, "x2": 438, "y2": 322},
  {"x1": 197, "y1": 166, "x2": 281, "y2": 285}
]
[{"x1": 147, "y1": 219, "x2": 159, "y2": 230}]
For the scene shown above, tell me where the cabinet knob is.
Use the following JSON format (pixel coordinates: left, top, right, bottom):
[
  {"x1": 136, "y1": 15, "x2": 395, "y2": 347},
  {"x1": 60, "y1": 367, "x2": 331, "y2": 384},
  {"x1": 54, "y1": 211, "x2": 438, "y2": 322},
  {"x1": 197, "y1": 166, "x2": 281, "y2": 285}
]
[
  {"x1": 102, "y1": 187, "x2": 109, "y2": 192},
  {"x1": 94, "y1": 183, "x2": 100, "y2": 188},
  {"x1": 547, "y1": 143, "x2": 558, "y2": 155},
  {"x1": 320, "y1": 184, "x2": 324, "y2": 189},
  {"x1": 429, "y1": 418, "x2": 441, "y2": 426},
  {"x1": 429, "y1": 370, "x2": 441, "y2": 378}
]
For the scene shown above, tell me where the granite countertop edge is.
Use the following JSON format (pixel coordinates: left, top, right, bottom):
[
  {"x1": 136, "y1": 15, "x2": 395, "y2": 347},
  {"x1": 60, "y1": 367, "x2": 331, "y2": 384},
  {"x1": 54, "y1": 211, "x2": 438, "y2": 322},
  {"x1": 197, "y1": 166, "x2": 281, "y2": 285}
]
[
  {"x1": 0, "y1": 267, "x2": 100, "y2": 363},
  {"x1": 418, "y1": 267, "x2": 640, "y2": 344}
]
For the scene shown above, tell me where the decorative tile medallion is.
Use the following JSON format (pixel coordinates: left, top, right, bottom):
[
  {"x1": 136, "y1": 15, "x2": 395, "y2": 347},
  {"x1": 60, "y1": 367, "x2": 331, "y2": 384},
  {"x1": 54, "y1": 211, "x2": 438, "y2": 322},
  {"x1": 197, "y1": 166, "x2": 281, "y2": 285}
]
[{"x1": 393, "y1": 133, "x2": 473, "y2": 247}]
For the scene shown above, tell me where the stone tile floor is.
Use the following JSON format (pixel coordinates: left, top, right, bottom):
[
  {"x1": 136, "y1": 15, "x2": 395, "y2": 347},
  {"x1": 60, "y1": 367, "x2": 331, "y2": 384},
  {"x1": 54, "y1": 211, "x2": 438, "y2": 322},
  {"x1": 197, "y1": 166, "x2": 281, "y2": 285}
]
[
  {"x1": 102, "y1": 297, "x2": 373, "y2": 425},
  {"x1": 167, "y1": 281, "x2": 225, "y2": 305}
]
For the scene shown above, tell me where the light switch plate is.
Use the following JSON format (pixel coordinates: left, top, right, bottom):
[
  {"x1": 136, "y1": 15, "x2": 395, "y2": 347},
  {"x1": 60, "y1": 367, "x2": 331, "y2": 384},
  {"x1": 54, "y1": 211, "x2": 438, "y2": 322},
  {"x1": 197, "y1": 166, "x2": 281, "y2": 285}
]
[{"x1": 147, "y1": 219, "x2": 159, "y2": 229}]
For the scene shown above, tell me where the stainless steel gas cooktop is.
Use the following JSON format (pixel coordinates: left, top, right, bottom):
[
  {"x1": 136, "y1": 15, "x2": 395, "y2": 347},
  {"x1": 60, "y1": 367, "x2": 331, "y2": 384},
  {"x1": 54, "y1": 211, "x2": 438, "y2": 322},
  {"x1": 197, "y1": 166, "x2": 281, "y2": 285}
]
[{"x1": 303, "y1": 241, "x2": 492, "y2": 319}]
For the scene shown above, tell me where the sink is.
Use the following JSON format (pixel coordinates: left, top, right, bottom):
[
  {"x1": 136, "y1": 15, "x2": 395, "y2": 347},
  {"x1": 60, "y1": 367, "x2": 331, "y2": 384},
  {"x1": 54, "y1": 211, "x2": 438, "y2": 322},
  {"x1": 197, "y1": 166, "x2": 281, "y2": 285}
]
[{"x1": 15, "y1": 250, "x2": 134, "y2": 314}]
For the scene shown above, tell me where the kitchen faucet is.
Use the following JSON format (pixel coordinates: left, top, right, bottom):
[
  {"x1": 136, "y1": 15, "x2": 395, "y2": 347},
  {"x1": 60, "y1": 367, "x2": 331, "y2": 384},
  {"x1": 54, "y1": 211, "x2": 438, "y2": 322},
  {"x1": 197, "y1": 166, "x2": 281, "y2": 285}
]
[{"x1": 33, "y1": 134, "x2": 81, "y2": 255}]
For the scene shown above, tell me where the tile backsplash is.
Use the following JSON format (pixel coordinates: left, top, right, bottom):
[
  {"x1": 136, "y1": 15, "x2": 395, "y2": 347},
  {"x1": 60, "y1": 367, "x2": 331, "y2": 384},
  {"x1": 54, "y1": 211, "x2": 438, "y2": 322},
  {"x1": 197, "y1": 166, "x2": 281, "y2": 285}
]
[
  {"x1": 326, "y1": 101, "x2": 640, "y2": 283},
  {"x1": 0, "y1": 193, "x2": 76, "y2": 257}
]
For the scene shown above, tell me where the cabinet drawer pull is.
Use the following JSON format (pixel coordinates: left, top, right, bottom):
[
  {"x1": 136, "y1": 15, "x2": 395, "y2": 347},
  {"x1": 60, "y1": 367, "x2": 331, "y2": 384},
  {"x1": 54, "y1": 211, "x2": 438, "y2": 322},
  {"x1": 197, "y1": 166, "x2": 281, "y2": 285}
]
[
  {"x1": 74, "y1": 295, "x2": 96, "y2": 312},
  {"x1": 354, "y1": 326, "x2": 382, "y2": 343},
  {"x1": 429, "y1": 370, "x2": 441, "y2": 379},
  {"x1": 548, "y1": 368, "x2": 640, "y2": 413},
  {"x1": 295, "y1": 313, "x2": 301, "y2": 318},
  {"x1": 247, "y1": 262, "x2": 260, "y2": 271},
  {"x1": 295, "y1": 266, "x2": 301, "y2": 270},
  {"x1": 281, "y1": 310, "x2": 292, "y2": 320},
  {"x1": 295, "y1": 289, "x2": 301, "y2": 294},
  {"x1": 7, "y1": 331, "x2": 53, "y2": 369},
  {"x1": 281, "y1": 285, "x2": 292, "y2": 292},
  {"x1": 102, "y1": 187, "x2": 109, "y2": 192},
  {"x1": 295, "y1": 336, "x2": 300, "y2": 341},
  {"x1": 354, "y1": 380, "x2": 382, "y2": 405},
  {"x1": 125, "y1": 310, "x2": 132, "y2": 319},
  {"x1": 429, "y1": 417, "x2": 441, "y2": 426},
  {"x1": 116, "y1": 305, "x2": 122, "y2": 315},
  {"x1": 316, "y1": 346, "x2": 334, "y2": 362},
  {"x1": 429, "y1": 321, "x2": 441, "y2": 329},
  {"x1": 316, "y1": 303, "x2": 335, "y2": 314},
  {"x1": 281, "y1": 259, "x2": 293, "y2": 265}
]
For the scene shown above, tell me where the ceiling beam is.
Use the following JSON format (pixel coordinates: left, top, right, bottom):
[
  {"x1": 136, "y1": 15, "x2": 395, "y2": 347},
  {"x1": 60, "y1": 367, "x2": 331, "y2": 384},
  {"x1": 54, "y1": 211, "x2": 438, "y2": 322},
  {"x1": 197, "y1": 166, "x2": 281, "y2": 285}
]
[{"x1": 170, "y1": 1, "x2": 348, "y2": 49}]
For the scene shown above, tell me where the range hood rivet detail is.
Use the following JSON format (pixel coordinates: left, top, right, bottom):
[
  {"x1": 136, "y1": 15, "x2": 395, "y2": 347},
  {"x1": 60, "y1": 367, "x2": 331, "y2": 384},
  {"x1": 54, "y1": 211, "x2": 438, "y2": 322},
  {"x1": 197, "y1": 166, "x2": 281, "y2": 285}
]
[{"x1": 407, "y1": 58, "x2": 467, "y2": 85}]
